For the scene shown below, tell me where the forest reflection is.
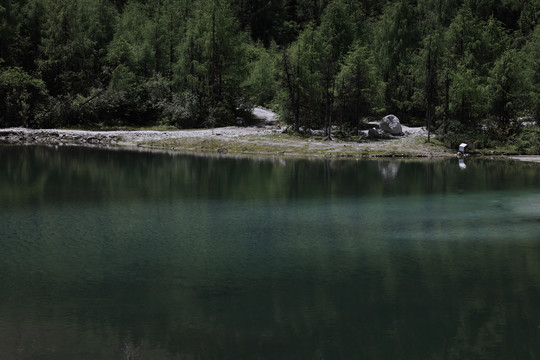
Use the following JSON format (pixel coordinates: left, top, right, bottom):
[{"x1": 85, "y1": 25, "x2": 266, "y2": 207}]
[
  {"x1": 1, "y1": 145, "x2": 539, "y2": 359},
  {"x1": 2, "y1": 145, "x2": 539, "y2": 204}
]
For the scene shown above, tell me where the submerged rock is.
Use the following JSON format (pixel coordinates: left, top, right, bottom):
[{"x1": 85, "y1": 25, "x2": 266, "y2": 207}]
[{"x1": 380, "y1": 114, "x2": 403, "y2": 135}]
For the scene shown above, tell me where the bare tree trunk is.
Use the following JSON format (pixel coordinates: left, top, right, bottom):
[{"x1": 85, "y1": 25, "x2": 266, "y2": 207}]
[
  {"x1": 169, "y1": 11, "x2": 174, "y2": 81},
  {"x1": 444, "y1": 71, "x2": 449, "y2": 134},
  {"x1": 325, "y1": 78, "x2": 335, "y2": 141},
  {"x1": 209, "y1": 8, "x2": 216, "y2": 108},
  {"x1": 295, "y1": 49, "x2": 300, "y2": 130},
  {"x1": 426, "y1": 44, "x2": 432, "y2": 143}
]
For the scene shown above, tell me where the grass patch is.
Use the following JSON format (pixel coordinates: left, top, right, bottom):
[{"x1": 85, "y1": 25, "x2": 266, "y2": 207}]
[{"x1": 137, "y1": 131, "x2": 453, "y2": 158}]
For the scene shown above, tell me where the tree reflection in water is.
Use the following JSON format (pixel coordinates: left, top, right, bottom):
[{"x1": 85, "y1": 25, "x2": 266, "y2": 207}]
[{"x1": 0, "y1": 145, "x2": 539, "y2": 359}]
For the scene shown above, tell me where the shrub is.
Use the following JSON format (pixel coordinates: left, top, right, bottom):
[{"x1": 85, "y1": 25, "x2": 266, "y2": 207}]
[
  {"x1": 161, "y1": 92, "x2": 201, "y2": 129},
  {"x1": 0, "y1": 66, "x2": 49, "y2": 128}
]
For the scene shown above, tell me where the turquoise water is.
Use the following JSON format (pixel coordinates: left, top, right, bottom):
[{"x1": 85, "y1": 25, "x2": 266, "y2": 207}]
[{"x1": 1, "y1": 146, "x2": 540, "y2": 359}]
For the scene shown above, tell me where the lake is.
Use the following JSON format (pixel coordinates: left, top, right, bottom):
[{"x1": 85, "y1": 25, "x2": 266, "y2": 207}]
[{"x1": 1, "y1": 145, "x2": 539, "y2": 359}]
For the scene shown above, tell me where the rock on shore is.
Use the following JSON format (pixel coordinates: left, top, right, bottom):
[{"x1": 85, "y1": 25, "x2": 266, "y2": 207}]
[
  {"x1": 380, "y1": 115, "x2": 403, "y2": 135},
  {"x1": 0, "y1": 128, "x2": 121, "y2": 147}
]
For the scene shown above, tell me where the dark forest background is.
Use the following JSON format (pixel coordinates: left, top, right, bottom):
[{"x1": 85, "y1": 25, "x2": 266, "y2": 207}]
[{"x1": 1, "y1": 0, "x2": 539, "y2": 150}]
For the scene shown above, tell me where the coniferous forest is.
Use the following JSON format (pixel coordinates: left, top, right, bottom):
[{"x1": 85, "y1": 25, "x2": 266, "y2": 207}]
[{"x1": 1, "y1": 0, "x2": 539, "y2": 151}]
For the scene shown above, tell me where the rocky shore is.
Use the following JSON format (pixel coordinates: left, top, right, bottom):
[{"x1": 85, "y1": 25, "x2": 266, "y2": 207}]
[
  {"x1": 0, "y1": 108, "x2": 457, "y2": 158},
  {"x1": 0, "y1": 125, "x2": 456, "y2": 158},
  {"x1": 0, "y1": 128, "x2": 124, "y2": 147}
]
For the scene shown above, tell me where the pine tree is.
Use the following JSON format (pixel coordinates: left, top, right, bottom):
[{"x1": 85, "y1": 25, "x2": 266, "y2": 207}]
[
  {"x1": 244, "y1": 41, "x2": 278, "y2": 106},
  {"x1": 521, "y1": 24, "x2": 540, "y2": 122},
  {"x1": 374, "y1": 0, "x2": 420, "y2": 117},
  {"x1": 38, "y1": 0, "x2": 116, "y2": 96},
  {"x1": 0, "y1": 0, "x2": 44, "y2": 71},
  {"x1": 488, "y1": 49, "x2": 527, "y2": 126},
  {"x1": 175, "y1": 0, "x2": 249, "y2": 127},
  {"x1": 279, "y1": 23, "x2": 325, "y2": 130},
  {"x1": 318, "y1": 0, "x2": 353, "y2": 138},
  {"x1": 442, "y1": 5, "x2": 490, "y2": 125},
  {"x1": 334, "y1": 43, "x2": 381, "y2": 132}
]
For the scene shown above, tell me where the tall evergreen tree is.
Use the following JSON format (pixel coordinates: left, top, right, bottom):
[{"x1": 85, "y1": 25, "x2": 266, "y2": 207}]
[
  {"x1": 0, "y1": 0, "x2": 44, "y2": 71},
  {"x1": 318, "y1": 0, "x2": 353, "y2": 138},
  {"x1": 280, "y1": 23, "x2": 325, "y2": 130},
  {"x1": 175, "y1": 0, "x2": 249, "y2": 127},
  {"x1": 443, "y1": 5, "x2": 489, "y2": 124},
  {"x1": 38, "y1": 0, "x2": 116, "y2": 96},
  {"x1": 488, "y1": 49, "x2": 528, "y2": 126},
  {"x1": 374, "y1": 0, "x2": 419, "y2": 117},
  {"x1": 521, "y1": 24, "x2": 540, "y2": 122},
  {"x1": 244, "y1": 41, "x2": 278, "y2": 106},
  {"x1": 334, "y1": 43, "x2": 381, "y2": 132}
]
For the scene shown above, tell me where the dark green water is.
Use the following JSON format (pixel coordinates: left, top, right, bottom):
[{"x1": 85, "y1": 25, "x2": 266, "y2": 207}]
[{"x1": 1, "y1": 146, "x2": 540, "y2": 359}]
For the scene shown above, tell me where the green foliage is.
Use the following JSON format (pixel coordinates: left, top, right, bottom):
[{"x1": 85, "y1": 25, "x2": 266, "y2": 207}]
[
  {"x1": 449, "y1": 63, "x2": 488, "y2": 124},
  {"x1": 175, "y1": 0, "x2": 250, "y2": 127},
  {"x1": 1, "y1": 0, "x2": 44, "y2": 71},
  {"x1": 438, "y1": 6, "x2": 507, "y2": 126},
  {"x1": 319, "y1": 0, "x2": 353, "y2": 62},
  {"x1": 521, "y1": 24, "x2": 540, "y2": 122},
  {"x1": 374, "y1": 0, "x2": 420, "y2": 117},
  {"x1": 488, "y1": 49, "x2": 528, "y2": 125},
  {"x1": 160, "y1": 92, "x2": 202, "y2": 129},
  {"x1": 334, "y1": 44, "x2": 382, "y2": 129},
  {"x1": 278, "y1": 0, "x2": 365, "y2": 133},
  {"x1": 0, "y1": 66, "x2": 48, "y2": 127},
  {"x1": 244, "y1": 41, "x2": 278, "y2": 106},
  {"x1": 279, "y1": 23, "x2": 326, "y2": 129},
  {"x1": 69, "y1": 75, "x2": 167, "y2": 127},
  {"x1": 106, "y1": 0, "x2": 187, "y2": 78},
  {"x1": 0, "y1": 0, "x2": 538, "y2": 149},
  {"x1": 510, "y1": 126, "x2": 540, "y2": 154},
  {"x1": 37, "y1": 0, "x2": 117, "y2": 96}
]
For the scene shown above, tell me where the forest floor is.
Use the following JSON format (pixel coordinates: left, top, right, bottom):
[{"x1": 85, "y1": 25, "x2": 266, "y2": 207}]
[{"x1": 11, "y1": 108, "x2": 540, "y2": 160}]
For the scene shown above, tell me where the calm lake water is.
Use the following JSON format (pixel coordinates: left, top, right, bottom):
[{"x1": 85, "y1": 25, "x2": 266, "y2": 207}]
[{"x1": 1, "y1": 145, "x2": 540, "y2": 359}]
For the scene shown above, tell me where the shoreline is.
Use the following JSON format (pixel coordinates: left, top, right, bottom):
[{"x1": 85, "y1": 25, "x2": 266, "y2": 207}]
[
  {"x1": 1, "y1": 127, "x2": 539, "y2": 163},
  {"x1": 2, "y1": 106, "x2": 538, "y2": 161},
  {"x1": 0, "y1": 125, "x2": 455, "y2": 159}
]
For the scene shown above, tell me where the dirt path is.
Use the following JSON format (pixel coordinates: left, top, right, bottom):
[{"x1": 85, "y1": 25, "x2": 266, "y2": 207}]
[{"x1": 0, "y1": 108, "x2": 454, "y2": 158}]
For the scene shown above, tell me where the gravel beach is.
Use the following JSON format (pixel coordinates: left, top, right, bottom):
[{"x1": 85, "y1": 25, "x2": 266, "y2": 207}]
[{"x1": 0, "y1": 108, "x2": 457, "y2": 159}]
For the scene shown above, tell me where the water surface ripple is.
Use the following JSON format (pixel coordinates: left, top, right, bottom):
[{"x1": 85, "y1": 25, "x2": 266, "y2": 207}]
[{"x1": 1, "y1": 146, "x2": 539, "y2": 359}]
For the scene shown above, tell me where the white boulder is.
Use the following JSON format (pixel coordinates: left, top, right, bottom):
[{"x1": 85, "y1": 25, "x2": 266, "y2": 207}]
[{"x1": 380, "y1": 115, "x2": 403, "y2": 135}]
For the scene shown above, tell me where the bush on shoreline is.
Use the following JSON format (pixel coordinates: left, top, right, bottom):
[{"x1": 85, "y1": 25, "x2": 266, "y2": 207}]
[{"x1": 438, "y1": 120, "x2": 540, "y2": 154}]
